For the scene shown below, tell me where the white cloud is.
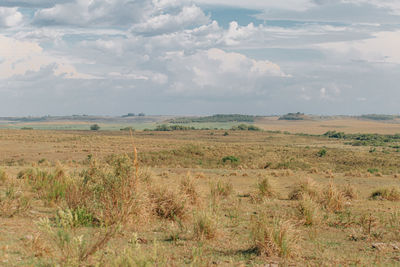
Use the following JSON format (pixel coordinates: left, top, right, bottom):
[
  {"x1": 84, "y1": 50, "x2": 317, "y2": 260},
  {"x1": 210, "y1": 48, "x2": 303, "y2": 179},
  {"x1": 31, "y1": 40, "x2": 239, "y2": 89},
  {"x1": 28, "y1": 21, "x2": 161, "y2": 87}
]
[
  {"x1": 0, "y1": 34, "x2": 96, "y2": 79},
  {"x1": 318, "y1": 30, "x2": 400, "y2": 64},
  {"x1": 0, "y1": 7, "x2": 23, "y2": 27},
  {"x1": 193, "y1": 0, "x2": 315, "y2": 11},
  {"x1": 164, "y1": 48, "x2": 288, "y2": 94},
  {"x1": 132, "y1": 5, "x2": 209, "y2": 34}
]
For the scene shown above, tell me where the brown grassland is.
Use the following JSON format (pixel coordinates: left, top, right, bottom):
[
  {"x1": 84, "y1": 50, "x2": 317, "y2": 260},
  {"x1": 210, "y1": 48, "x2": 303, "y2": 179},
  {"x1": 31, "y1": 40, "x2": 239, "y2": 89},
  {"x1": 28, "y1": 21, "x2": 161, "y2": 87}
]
[{"x1": 1, "y1": 118, "x2": 400, "y2": 266}]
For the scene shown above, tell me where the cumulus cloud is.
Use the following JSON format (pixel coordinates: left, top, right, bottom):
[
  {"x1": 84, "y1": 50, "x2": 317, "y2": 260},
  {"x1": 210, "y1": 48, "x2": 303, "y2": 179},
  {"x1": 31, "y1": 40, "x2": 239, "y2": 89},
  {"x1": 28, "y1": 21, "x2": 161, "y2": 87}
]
[
  {"x1": 132, "y1": 5, "x2": 209, "y2": 35},
  {"x1": 33, "y1": 0, "x2": 151, "y2": 27},
  {"x1": 0, "y1": 7, "x2": 23, "y2": 27},
  {"x1": 163, "y1": 48, "x2": 288, "y2": 95},
  {"x1": 0, "y1": 34, "x2": 95, "y2": 79}
]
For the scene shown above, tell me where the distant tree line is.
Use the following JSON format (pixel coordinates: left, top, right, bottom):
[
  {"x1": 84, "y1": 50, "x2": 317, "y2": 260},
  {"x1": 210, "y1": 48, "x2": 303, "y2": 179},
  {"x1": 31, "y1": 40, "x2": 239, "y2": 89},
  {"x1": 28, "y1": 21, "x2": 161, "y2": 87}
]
[
  {"x1": 278, "y1": 112, "x2": 305, "y2": 121},
  {"x1": 170, "y1": 114, "x2": 255, "y2": 123}
]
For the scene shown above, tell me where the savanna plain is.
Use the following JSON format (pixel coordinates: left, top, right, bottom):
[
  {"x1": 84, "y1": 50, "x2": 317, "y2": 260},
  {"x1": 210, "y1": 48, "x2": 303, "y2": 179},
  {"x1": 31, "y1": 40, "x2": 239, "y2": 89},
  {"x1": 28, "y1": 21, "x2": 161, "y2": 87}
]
[{"x1": 1, "y1": 118, "x2": 400, "y2": 266}]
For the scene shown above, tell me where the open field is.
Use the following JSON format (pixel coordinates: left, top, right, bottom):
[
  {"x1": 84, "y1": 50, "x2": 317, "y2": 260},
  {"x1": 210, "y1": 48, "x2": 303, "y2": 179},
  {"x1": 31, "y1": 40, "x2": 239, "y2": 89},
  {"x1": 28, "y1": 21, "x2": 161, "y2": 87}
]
[
  {"x1": 1, "y1": 125, "x2": 400, "y2": 266},
  {"x1": 255, "y1": 117, "x2": 400, "y2": 135}
]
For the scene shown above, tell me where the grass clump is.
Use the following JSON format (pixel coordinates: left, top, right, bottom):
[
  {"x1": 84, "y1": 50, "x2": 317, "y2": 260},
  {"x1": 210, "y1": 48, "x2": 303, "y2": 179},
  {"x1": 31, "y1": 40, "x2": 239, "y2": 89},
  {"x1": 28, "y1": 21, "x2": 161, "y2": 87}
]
[
  {"x1": 341, "y1": 184, "x2": 358, "y2": 200},
  {"x1": 251, "y1": 177, "x2": 277, "y2": 202},
  {"x1": 210, "y1": 180, "x2": 233, "y2": 202},
  {"x1": 320, "y1": 182, "x2": 345, "y2": 213},
  {"x1": 193, "y1": 211, "x2": 217, "y2": 241},
  {"x1": 0, "y1": 169, "x2": 7, "y2": 184},
  {"x1": 149, "y1": 187, "x2": 187, "y2": 221},
  {"x1": 180, "y1": 172, "x2": 199, "y2": 205},
  {"x1": 288, "y1": 177, "x2": 320, "y2": 201},
  {"x1": 297, "y1": 195, "x2": 321, "y2": 226},
  {"x1": 250, "y1": 214, "x2": 298, "y2": 258},
  {"x1": 370, "y1": 187, "x2": 400, "y2": 201},
  {"x1": 0, "y1": 184, "x2": 31, "y2": 218},
  {"x1": 19, "y1": 166, "x2": 69, "y2": 204}
]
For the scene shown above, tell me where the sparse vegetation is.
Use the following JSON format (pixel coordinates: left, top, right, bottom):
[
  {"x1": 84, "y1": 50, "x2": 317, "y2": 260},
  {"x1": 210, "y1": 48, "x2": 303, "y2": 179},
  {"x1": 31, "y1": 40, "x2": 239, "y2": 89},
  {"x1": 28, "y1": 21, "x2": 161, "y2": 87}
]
[
  {"x1": 1, "y1": 120, "x2": 400, "y2": 265},
  {"x1": 370, "y1": 187, "x2": 400, "y2": 201},
  {"x1": 170, "y1": 114, "x2": 255, "y2": 123}
]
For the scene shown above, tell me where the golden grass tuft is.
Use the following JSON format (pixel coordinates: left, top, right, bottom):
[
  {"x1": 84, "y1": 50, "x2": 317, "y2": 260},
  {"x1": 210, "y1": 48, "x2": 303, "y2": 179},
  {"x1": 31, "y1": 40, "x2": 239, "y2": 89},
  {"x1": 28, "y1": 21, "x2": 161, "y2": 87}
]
[
  {"x1": 250, "y1": 214, "x2": 299, "y2": 258},
  {"x1": 288, "y1": 177, "x2": 320, "y2": 201},
  {"x1": 341, "y1": 183, "x2": 358, "y2": 200},
  {"x1": 193, "y1": 210, "x2": 218, "y2": 241},
  {"x1": 180, "y1": 172, "x2": 200, "y2": 205},
  {"x1": 149, "y1": 187, "x2": 187, "y2": 221},
  {"x1": 210, "y1": 179, "x2": 233, "y2": 202},
  {"x1": 297, "y1": 195, "x2": 321, "y2": 226},
  {"x1": 320, "y1": 182, "x2": 345, "y2": 212}
]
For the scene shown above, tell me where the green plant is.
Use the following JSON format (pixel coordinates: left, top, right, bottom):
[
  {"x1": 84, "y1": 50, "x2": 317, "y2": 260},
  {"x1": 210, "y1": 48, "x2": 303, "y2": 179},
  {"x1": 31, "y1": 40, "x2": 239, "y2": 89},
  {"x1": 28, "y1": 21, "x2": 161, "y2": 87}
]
[
  {"x1": 90, "y1": 124, "x2": 100, "y2": 131},
  {"x1": 367, "y1": 168, "x2": 379, "y2": 174},
  {"x1": 222, "y1": 156, "x2": 239, "y2": 163},
  {"x1": 317, "y1": 148, "x2": 327, "y2": 157}
]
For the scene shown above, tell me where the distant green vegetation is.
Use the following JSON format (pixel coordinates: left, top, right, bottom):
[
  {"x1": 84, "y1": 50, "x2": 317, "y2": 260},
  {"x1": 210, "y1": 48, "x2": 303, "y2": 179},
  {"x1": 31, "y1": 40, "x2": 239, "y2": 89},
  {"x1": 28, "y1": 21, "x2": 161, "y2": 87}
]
[
  {"x1": 323, "y1": 131, "x2": 400, "y2": 146},
  {"x1": 278, "y1": 112, "x2": 306, "y2": 121},
  {"x1": 230, "y1": 124, "x2": 261, "y2": 131},
  {"x1": 360, "y1": 114, "x2": 396, "y2": 121},
  {"x1": 148, "y1": 124, "x2": 196, "y2": 131},
  {"x1": 170, "y1": 114, "x2": 255, "y2": 123}
]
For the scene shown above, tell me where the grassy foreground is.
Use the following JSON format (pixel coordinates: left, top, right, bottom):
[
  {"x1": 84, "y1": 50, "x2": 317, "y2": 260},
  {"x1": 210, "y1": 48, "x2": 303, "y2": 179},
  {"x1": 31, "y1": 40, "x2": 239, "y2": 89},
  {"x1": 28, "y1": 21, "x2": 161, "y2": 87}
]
[{"x1": 1, "y1": 129, "x2": 400, "y2": 266}]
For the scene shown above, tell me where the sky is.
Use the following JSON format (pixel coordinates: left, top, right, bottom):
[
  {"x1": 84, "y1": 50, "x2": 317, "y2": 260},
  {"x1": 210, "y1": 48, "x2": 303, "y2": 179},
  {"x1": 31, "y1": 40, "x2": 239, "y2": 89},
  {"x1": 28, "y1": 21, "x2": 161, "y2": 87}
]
[{"x1": 0, "y1": 0, "x2": 400, "y2": 116}]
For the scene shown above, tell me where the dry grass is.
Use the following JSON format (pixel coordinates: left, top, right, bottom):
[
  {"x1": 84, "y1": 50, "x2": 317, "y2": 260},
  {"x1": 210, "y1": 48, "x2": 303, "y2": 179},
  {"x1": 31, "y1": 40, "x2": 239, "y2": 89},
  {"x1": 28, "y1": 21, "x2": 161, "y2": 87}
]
[
  {"x1": 297, "y1": 195, "x2": 322, "y2": 226},
  {"x1": 180, "y1": 172, "x2": 199, "y2": 205},
  {"x1": 149, "y1": 187, "x2": 187, "y2": 221},
  {"x1": 370, "y1": 187, "x2": 400, "y2": 201},
  {"x1": 1, "y1": 128, "x2": 400, "y2": 265},
  {"x1": 250, "y1": 214, "x2": 299, "y2": 258},
  {"x1": 193, "y1": 210, "x2": 218, "y2": 241},
  {"x1": 288, "y1": 177, "x2": 320, "y2": 201}
]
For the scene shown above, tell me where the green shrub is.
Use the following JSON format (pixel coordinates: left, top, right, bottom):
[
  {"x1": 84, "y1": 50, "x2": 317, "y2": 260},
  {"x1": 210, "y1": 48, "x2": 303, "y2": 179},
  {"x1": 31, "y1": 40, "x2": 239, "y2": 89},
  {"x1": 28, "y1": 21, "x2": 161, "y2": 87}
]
[
  {"x1": 367, "y1": 168, "x2": 379, "y2": 174},
  {"x1": 90, "y1": 124, "x2": 100, "y2": 131},
  {"x1": 222, "y1": 156, "x2": 239, "y2": 163},
  {"x1": 317, "y1": 148, "x2": 327, "y2": 157}
]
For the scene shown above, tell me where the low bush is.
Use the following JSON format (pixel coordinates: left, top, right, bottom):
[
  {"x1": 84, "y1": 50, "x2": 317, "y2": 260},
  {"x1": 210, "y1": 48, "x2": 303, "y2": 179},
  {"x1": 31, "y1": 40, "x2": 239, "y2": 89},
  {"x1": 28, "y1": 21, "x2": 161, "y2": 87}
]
[{"x1": 370, "y1": 187, "x2": 400, "y2": 201}]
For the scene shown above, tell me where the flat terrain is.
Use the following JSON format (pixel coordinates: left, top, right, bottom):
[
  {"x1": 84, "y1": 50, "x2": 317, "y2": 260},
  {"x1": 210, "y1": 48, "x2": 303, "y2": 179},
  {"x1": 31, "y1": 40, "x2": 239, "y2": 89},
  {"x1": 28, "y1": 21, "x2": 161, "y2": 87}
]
[
  {"x1": 256, "y1": 117, "x2": 400, "y2": 134},
  {"x1": 1, "y1": 122, "x2": 400, "y2": 266}
]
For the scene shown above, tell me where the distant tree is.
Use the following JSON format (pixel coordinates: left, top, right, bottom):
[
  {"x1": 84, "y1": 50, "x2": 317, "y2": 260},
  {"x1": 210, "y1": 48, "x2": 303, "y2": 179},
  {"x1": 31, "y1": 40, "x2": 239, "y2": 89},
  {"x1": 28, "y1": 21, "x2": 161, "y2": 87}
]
[
  {"x1": 138, "y1": 113, "x2": 145, "y2": 117},
  {"x1": 90, "y1": 124, "x2": 100, "y2": 131}
]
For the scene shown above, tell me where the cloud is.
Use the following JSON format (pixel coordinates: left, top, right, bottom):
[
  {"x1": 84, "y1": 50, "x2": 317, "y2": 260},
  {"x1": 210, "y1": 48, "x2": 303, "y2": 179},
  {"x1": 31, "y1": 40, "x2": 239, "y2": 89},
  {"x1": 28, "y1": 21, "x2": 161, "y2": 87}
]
[
  {"x1": 163, "y1": 48, "x2": 288, "y2": 95},
  {"x1": 317, "y1": 30, "x2": 400, "y2": 64},
  {"x1": 193, "y1": 0, "x2": 315, "y2": 11},
  {"x1": 131, "y1": 5, "x2": 209, "y2": 35},
  {"x1": 0, "y1": 34, "x2": 96, "y2": 79},
  {"x1": 0, "y1": 7, "x2": 23, "y2": 27},
  {"x1": 0, "y1": 0, "x2": 73, "y2": 8},
  {"x1": 33, "y1": 0, "x2": 150, "y2": 27}
]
